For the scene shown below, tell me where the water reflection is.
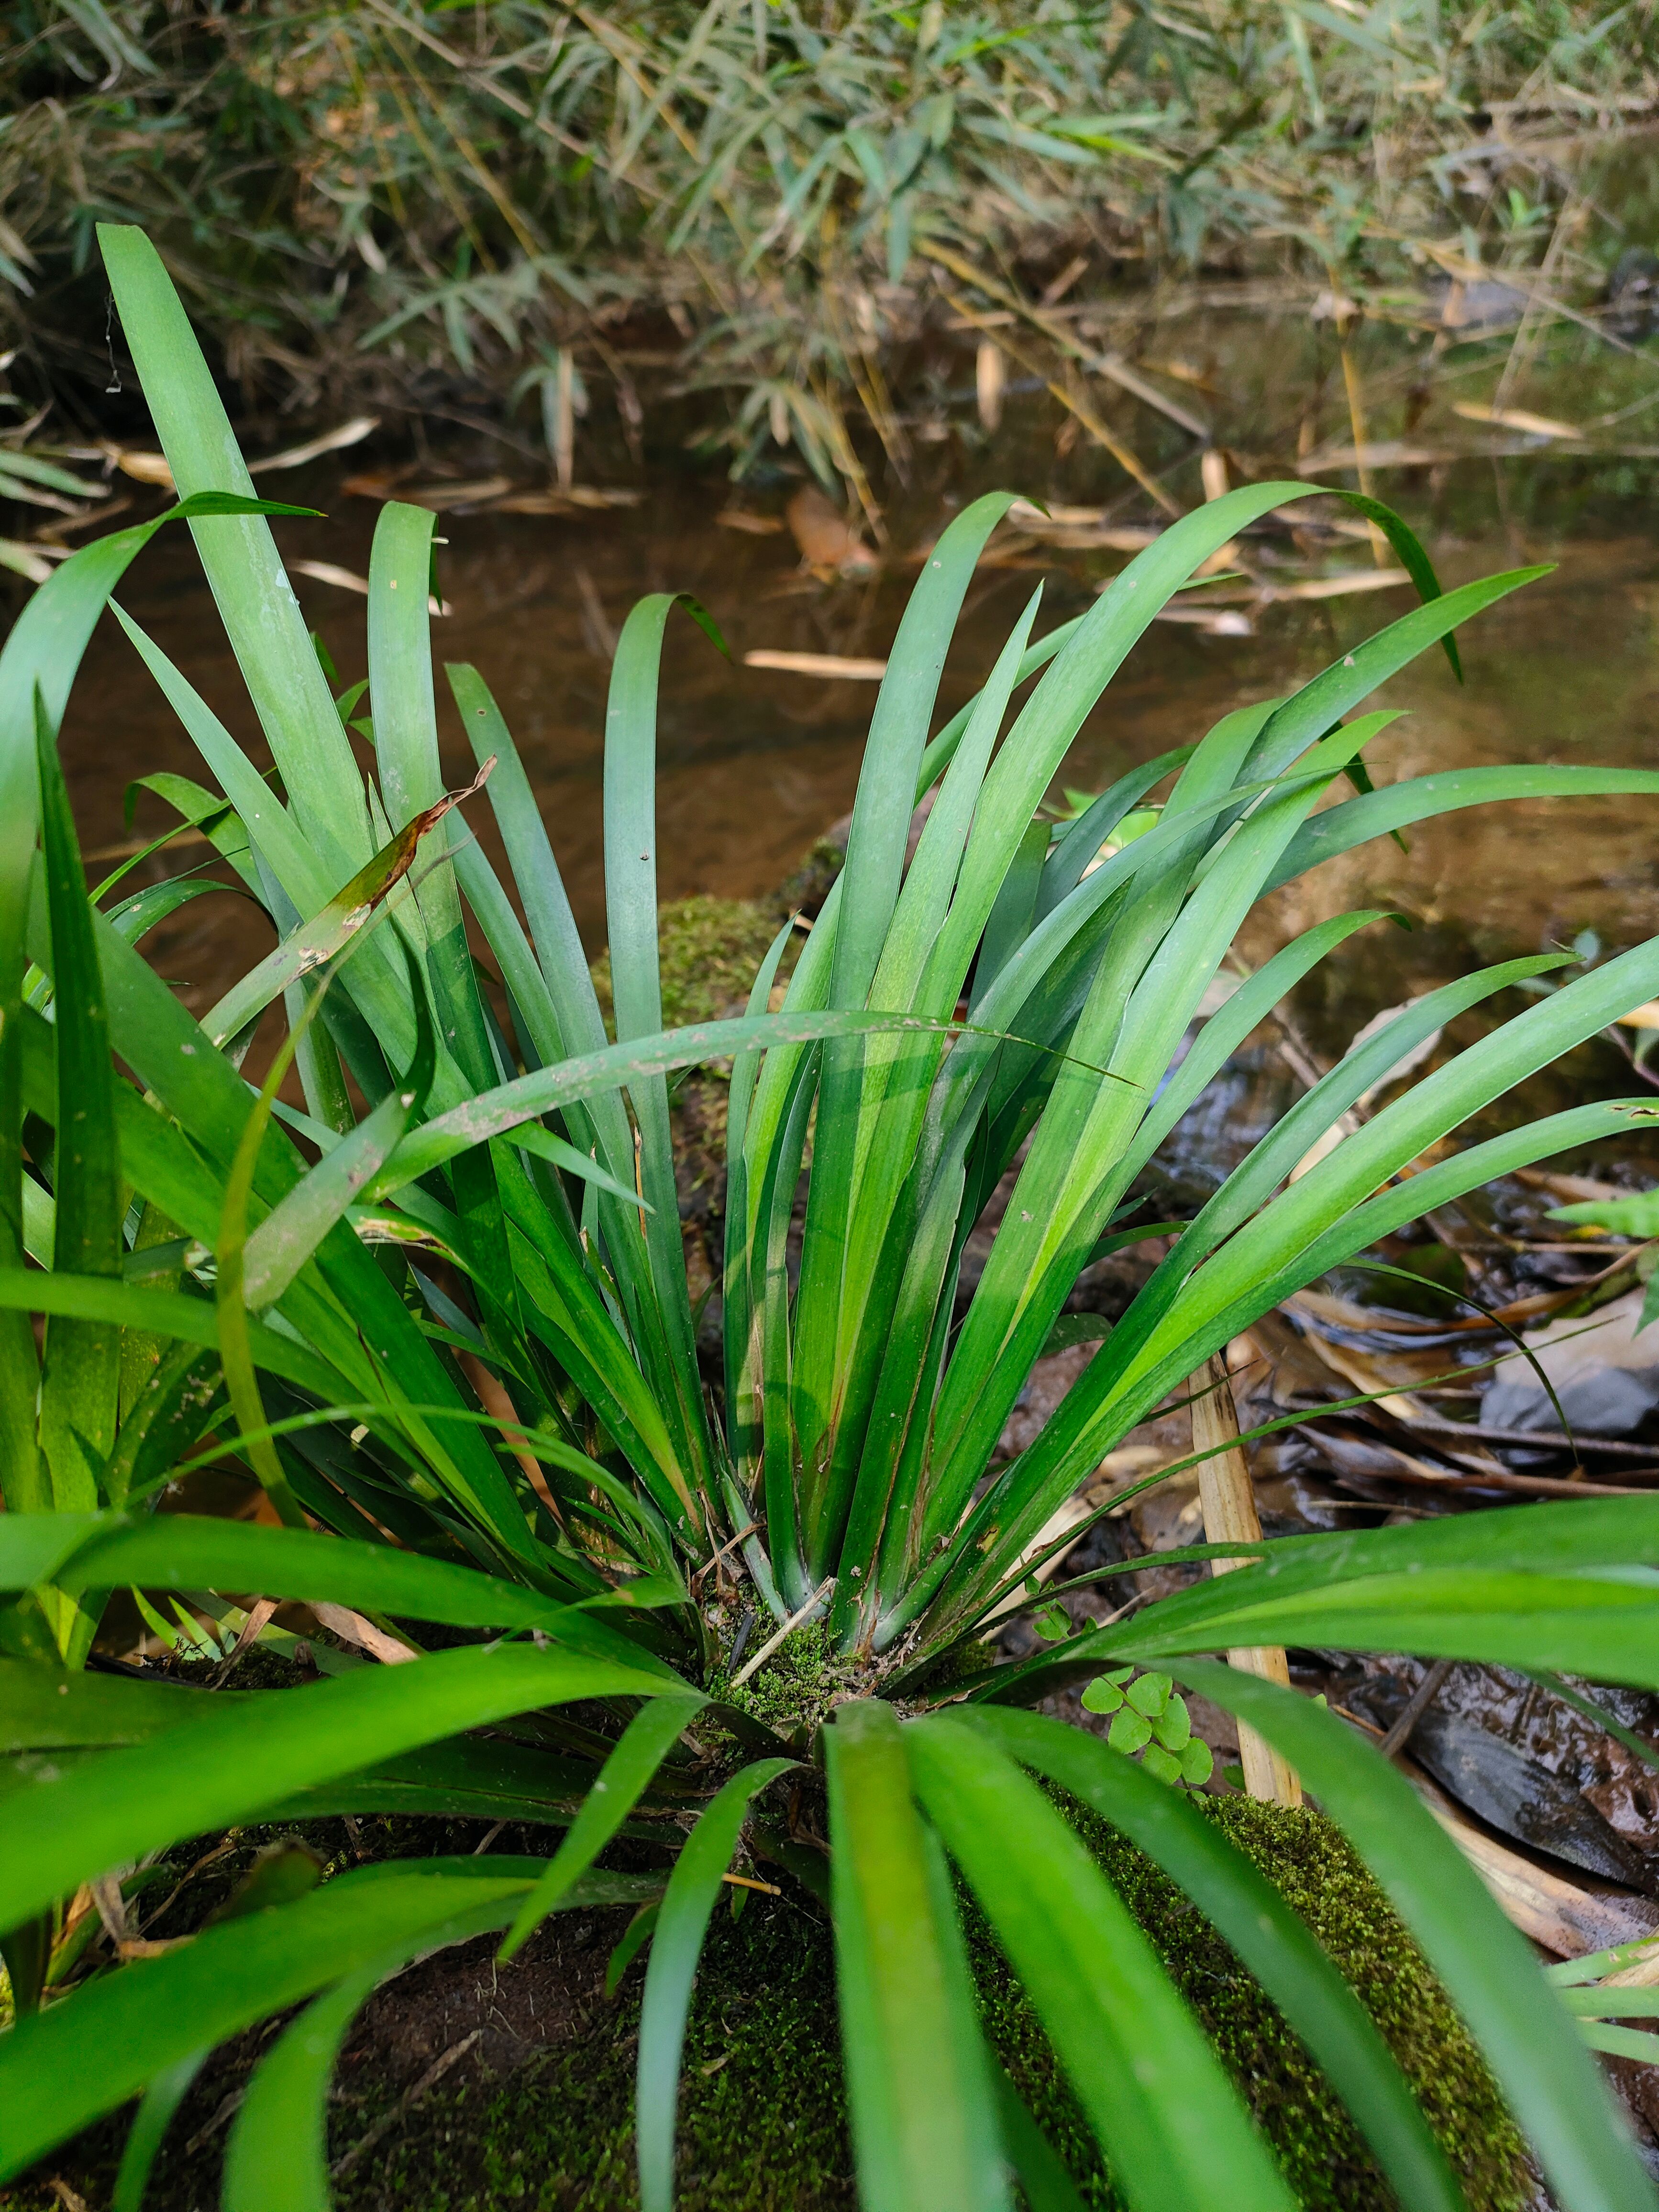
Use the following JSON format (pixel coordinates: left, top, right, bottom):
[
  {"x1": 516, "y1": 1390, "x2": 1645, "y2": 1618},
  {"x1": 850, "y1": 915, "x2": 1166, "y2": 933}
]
[{"x1": 46, "y1": 450, "x2": 1659, "y2": 1031}]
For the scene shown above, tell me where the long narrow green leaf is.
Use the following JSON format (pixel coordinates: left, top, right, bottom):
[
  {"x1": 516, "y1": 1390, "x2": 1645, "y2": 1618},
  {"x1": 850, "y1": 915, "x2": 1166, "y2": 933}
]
[
  {"x1": 825, "y1": 1702, "x2": 1011, "y2": 2212},
  {"x1": 1037, "y1": 744, "x2": 1191, "y2": 917},
  {"x1": 369, "y1": 501, "x2": 535, "y2": 1369},
  {"x1": 112, "y1": 2053, "x2": 207, "y2": 2212},
  {"x1": 99, "y1": 223, "x2": 372, "y2": 881},
  {"x1": 0, "y1": 1272, "x2": 346, "y2": 1404},
  {"x1": 367, "y1": 1006, "x2": 963, "y2": 1196},
  {"x1": 34, "y1": 695, "x2": 122, "y2": 1539},
  {"x1": 222, "y1": 1964, "x2": 383, "y2": 2212},
  {"x1": 835, "y1": 494, "x2": 1018, "y2": 1008},
  {"x1": 1268, "y1": 765, "x2": 1659, "y2": 891},
  {"x1": 200, "y1": 805, "x2": 438, "y2": 1052},
  {"x1": 109, "y1": 606, "x2": 331, "y2": 917},
  {"x1": 717, "y1": 925, "x2": 794, "y2": 1474},
  {"x1": 1239, "y1": 567, "x2": 1546, "y2": 795},
  {"x1": 818, "y1": 592, "x2": 1051, "y2": 1599},
  {"x1": 0, "y1": 1514, "x2": 680, "y2": 1670},
  {"x1": 0, "y1": 1645, "x2": 670, "y2": 1935},
  {"x1": 1108, "y1": 907, "x2": 1394, "y2": 1189},
  {"x1": 636, "y1": 1757, "x2": 796, "y2": 2212},
  {"x1": 907, "y1": 1714, "x2": 1298, "y2": 2212},
  {"x1": 923, "y1": 715, "x2": 1384, "y2": 1551},
  {"x1": 499, "y1": 1693, "x2": 707, "y2": 1960},
  {"x1": 1080, "y1": 1565, "x2": 1659, "y2": 1687},
  {"x1": 970, "y1": 1479, "x2": 1659, "y2": 1713},
  {"x1": 913, "y1": 614, "x2": 1085, "y2": 798},
  {"x1": 992, "y1": 2073, "x2": 1090, "y2": 2212},
  {"x1": 447, "y1": 661, "x2": 593, "y2": 1030},
  {"x1": 1160, "y1": 1662, "x2": 1656, "y2": 2212},
  {"x1": 603, "y1": 594, "x2": 727, "y2": 1502},
  {"x1": 242, "y1": 949, "x2": 435, "y2": 1309},
  {"x1": 972, "y1": 997, "x2": 1659, "y2": 1606},
  {"x1": 215, "y1": 981, "x2": 318, "y2": 1526}
]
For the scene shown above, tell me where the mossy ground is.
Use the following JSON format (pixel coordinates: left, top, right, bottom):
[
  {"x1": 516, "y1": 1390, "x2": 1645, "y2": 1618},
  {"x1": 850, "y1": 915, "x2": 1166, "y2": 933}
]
[
  {"x1": 706, "y1": 1623, "x2": 863, "y2": 1746},
  {"x1": 10, "y1": 1796, "x2": 1526, "y2": 2212},
  {"x1": 341, "y1": 1799, "x2": 1526, "y2": 2212}
]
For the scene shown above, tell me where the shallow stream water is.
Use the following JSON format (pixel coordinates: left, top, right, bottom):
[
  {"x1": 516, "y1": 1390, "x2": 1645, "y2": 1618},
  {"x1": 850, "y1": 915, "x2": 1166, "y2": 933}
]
[{"x1": 42, "y1": 375, "x2": 1659, "y2": 1062}]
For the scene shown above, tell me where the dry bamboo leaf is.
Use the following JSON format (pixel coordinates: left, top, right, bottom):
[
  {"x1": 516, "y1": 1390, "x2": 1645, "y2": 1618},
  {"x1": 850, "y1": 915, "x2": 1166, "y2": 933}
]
[
  {"x1": 1263, "y1": 567, "x2": 1411, "y2": 601},
  {"x1": 743, "y1": 649, "x2": 888, "y2": 680},
  {"x1": 715, "y1": 509, "x2": 786, "y2": 534},
  {"x1": 1452, "y1": 400, "x2": 1581, "y2": 440},
  {"x1": 247, "y1": 414, "x2": 380, "y2": 474}
]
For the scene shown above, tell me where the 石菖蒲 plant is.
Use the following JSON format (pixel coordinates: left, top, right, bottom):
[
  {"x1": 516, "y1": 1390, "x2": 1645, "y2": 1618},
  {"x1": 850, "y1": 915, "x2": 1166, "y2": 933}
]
[{"x1": 3, "y1": 225, "x2": 1659, "y2": 2212}]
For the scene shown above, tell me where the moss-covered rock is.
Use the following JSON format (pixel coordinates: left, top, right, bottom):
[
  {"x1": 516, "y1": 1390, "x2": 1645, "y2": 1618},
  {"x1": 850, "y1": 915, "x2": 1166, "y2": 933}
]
[
  {"x1": 3, "y1": 1796, "x2": 1529, "y2": 2212},
  {"x1": 328, "y1": 1800, "x2": 1525, "y2": 2212},
  {"x1": 590, "y1": 896, "x2": 786, "y2": 1033},
  {"x1": 979, "y1": 1795, "x2": 1530, "y2": 2212}
]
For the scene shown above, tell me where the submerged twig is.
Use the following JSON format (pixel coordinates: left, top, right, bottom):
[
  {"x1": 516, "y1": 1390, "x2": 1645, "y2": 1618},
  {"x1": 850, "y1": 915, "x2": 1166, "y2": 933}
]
[{"x1": 1378, "y1": 1659, "x2": 1453, "y2": 1760}]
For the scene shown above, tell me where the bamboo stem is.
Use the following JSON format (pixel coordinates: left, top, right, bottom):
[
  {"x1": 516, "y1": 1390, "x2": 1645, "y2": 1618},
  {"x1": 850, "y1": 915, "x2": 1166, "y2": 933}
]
[
  {"x1": 937, "y1": 284, "x2": 1181, "y2": 518},
  {"x1": 1190, "y1": 1353, "x2": 1302, "y2": 1807}
]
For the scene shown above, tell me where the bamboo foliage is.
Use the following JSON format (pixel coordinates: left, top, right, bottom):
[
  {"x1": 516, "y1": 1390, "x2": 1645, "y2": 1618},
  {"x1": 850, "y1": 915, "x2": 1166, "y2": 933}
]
[{"x1": 5, "y1": 2, "x2": 1652, "y2": 477}]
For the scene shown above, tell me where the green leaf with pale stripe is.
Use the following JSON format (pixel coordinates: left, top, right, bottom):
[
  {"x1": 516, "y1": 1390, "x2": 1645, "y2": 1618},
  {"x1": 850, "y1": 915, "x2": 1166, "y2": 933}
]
[{"x1": 826, "y1": 1702, "x2": 1011, "y2": 2212}]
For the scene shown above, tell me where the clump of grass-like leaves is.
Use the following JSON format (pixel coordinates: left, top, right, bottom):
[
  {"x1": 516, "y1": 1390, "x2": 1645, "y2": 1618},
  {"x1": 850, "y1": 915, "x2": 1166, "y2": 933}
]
[{"x1": 2, "y1": 225, "x2": 1659, "y2": 2212}]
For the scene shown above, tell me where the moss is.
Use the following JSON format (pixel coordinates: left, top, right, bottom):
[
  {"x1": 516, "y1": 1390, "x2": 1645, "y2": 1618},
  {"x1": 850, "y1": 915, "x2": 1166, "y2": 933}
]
[
  {"x1": 335, "y1": 1801, "x2": 1527, "y2": 2211},
  {"x1": 335, "y1": 1893, "x2": 852, "y2": 2212},
  {"x1": 10, "y1": 1801, "x2": 1530, "y2": 2212},
  {"x1": 973, "y1": 1796, "x2": 1529, "y2": 2212},
  {"x1": 590, "y1": 897, "x2": 786, "y2": 1034},
  {"x1": 1148, "y1": 1800, "x2": 1527, "y2": 2208},
  {"x1": 706, "y1": 1622, "x2": 863, "y2": 1745}
]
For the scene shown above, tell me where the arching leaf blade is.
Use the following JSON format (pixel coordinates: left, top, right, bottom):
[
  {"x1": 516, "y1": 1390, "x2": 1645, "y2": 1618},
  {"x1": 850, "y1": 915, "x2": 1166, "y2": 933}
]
[
  {"x1": 636, "y1": 1757, "x2": 796, "y2": 2212},
  {"x1": 826, "y1": 1702, "x2": 1011, "y2": 2212}
]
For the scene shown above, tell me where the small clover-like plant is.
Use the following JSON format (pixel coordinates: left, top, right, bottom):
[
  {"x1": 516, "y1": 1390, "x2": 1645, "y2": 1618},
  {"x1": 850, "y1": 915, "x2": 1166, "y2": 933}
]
[{"x1": 1083, "y1": 1668, "x2": 1214, "y2": 1788}]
